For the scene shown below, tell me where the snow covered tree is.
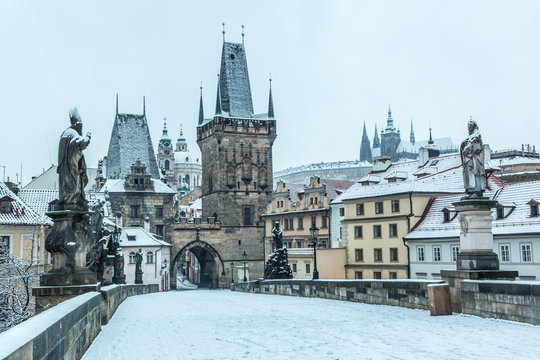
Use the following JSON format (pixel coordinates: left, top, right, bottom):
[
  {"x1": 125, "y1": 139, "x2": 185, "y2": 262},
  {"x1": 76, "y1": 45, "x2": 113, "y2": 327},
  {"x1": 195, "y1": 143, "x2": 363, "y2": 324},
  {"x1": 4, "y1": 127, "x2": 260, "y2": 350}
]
[{"x1": 0, "y1": 241, "x2": 39, "y2": 333}]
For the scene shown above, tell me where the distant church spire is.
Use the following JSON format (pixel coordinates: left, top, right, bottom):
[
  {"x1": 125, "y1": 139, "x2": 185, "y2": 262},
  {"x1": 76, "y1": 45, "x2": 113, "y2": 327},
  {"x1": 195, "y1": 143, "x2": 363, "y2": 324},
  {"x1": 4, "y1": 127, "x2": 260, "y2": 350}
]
[
  {"x1": 198, "y1": 84, "x2": 204, "y2": 125},
  {"x1": 410, "y1": 118, "x2": 415, "y2": 145},
  {"x1": 428, "y1": 128, "x2": 434, "y2": 145},
  {"x1": 162, "y1": 117, "x2": 168, "y2": 136},
  {"x1": 241, "y1": 25, "x2": 245, "y2": 44},
  {"x1": 359, "y1": 122, "x2": 372, "y2": 163},
  {"x1": 222, "y1": 22, "x2": 226, "y2": 42},
  {"x1": 268, "y1": 76, "x2": 274, "y2": 118},
  {"x1": 373, "y1": 124, "x2": 380, "y2": 148},
  {"x1": 215, "y1": 74, "x2": 222, "y2": 115},
  {"x1": 143, "y1": 96, "x2": 146, "y2": 116},
  {"x1": 116, "y1": 93, "x2": 118, "y2": 116},
  {"x1": 386, "y1": 104, "x2": 394, "y2": 131}
]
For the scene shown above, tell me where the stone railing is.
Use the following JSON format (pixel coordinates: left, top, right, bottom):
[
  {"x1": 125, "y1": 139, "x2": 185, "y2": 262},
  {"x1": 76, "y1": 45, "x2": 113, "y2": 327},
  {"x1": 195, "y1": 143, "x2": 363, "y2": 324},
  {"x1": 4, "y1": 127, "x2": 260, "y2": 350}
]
[
  {"x1": 0, "y1": 284, "x2": 158, "y2": 360},
  {"x1": 233, "y1": 279, "x2": 440, "y2": 310},
  {"x1": 461, "y1": 280, "x2": 540, "y2": 325}
]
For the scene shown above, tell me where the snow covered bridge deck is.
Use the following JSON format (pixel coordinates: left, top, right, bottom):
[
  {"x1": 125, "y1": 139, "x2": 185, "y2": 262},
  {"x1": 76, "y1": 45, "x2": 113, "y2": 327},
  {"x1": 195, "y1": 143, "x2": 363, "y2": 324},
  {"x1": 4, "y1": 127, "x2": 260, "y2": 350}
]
[{"x1": 82, "y1": 290, "x2": 539, "y2": 359}]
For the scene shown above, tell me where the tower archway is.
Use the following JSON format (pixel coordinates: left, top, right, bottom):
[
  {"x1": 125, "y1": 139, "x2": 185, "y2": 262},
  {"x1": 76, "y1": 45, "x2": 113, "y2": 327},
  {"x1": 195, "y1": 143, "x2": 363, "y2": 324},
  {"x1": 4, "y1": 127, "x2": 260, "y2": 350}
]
[{"x1": 171, "y1": 240, "x2": 225, "y2": 289}]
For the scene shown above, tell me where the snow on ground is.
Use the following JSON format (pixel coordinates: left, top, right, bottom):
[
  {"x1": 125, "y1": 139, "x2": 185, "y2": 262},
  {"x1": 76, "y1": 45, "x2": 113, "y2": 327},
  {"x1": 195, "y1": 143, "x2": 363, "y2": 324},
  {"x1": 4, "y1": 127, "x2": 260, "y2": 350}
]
[
  {"x1": 176, "y1": 274, "x2": 198, "y2": 290},
  {"x1": 82, "y1": 290, "x2": 539, "y2": 360}
]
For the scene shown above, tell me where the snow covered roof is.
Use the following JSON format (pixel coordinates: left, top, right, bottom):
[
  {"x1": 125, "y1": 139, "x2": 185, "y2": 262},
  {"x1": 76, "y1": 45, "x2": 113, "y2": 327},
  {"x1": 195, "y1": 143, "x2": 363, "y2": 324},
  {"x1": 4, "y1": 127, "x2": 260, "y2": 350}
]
[
  {"x1": 17, "y1": 189, "x2": 58, "y2": 219},
  {"x1": 406, "y1": 181, "x2": 540, "y2": 240},
  {"x1": 337, "y1": 153, "x2": 504, "y2": 202},
  {"x1": 0, "y1": 183, "x2": 51, "y2": 226},
  {"x1": 24, "y1": 165, "x2": 97, "y2": 192},
  {"x1": 100, "y1": 178, "x2": 175, "y2": 194},
  {"x1": 493, "y1": 156, "x2": 540, "y2": 167},
  {"x1": 397, "y1": 137, "x2": 457, "y2": 154},
  {"x1": 219, "y1": 42, "x2": 254, "y2": 118},
  {"x1": 275, "y1": 179, "x2": 356, "y2": 203},
  {"x1": 118, "y1": 227, "x2": 171, "y2": 247},
  {"x1": 106, "y1": 113, "x2": 161, "y2": 180},
  {"x1": 275, "y1": 160, "x2": 372, "y2": 178}
]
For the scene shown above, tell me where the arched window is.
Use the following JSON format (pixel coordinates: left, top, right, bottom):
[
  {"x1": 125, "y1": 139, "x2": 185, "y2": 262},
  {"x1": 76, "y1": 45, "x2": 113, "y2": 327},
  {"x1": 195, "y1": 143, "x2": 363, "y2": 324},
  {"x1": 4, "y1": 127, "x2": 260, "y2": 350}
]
[
  {"x1": 185, "y1": 174, "x2": 190, "y2": 186},
  {"x1": 129, "y1": 252, "x2": 136, "y2": 264},
  {"x1": 147, "y1": 251, "x2": 153, "y2": 264},
  {"x1": 164, "y1": 160, "x2": 170, "y2": 170}
]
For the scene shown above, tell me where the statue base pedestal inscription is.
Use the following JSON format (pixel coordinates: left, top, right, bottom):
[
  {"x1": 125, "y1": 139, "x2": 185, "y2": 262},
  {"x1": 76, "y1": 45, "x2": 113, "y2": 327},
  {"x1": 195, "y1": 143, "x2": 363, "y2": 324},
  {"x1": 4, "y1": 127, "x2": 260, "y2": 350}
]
[
  {"x1": 41, "y1": 210, "x2": 97, "y2": 286},
  {"x1": 453, "y1": 198, "x2": 499, "y2": 271}
]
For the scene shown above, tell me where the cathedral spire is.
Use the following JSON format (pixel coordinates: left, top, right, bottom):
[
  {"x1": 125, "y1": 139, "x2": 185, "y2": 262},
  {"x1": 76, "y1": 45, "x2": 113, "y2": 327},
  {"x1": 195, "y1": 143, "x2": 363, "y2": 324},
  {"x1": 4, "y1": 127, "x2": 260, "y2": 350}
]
[
  {"x1": 116, "y1": 93, "x2": 118, "y2": 116},
  {"x1": 386, "y1": 104, "x2": 394, "y2": 131},
  {"x1": 198, "y1": 84, "x2": 204, "y2": 125},
  {"x1": 268, "y1": 76, "x2": 274, "y2": 119},
  {"x1": 143, "y1": 96, "x2": 146, "y2": 116},
  {"x1": 410, "y1": 117, "x2": 415, "y2": 145},
  {"x1": 359, "y1": 122, "x2": 372, "y2": 163},
  {"x1": 215, "y1": 74, "x2": 222, "y2": 115},
  {"x1": 373, "y1": 124, "x2": 380, "y2": 148}
]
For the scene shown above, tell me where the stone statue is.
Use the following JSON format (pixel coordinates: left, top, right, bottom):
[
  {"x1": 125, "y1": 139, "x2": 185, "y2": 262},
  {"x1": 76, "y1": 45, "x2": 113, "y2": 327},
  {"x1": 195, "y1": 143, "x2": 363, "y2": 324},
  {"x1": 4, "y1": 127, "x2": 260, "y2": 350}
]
[
  {"x1": 58, "y1": 107, "x2": 91, "y2": 211},
  {"x1": 271, "y1": 221, "x2": 283, "y2": 249},
  {"x1": 460, "y1": 120, "x2": 486, "y2": 199},
  {"x1": 135, "y1": 248, "x2": 143, "y2": 284}
]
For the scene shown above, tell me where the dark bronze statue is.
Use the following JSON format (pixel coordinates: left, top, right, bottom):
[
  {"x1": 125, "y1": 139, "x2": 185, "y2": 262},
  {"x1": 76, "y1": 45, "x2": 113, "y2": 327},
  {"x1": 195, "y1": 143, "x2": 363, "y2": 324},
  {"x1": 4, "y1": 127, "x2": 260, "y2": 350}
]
[
  {"x1": 460, "y1": 120, "x2": 486, "y2": 199},
  {"x1": 57, "y1": 107, "x2": 91, "y2": 211},
  {"x1": 264, "y1": 221, "x2": 292, "y2": 279}
]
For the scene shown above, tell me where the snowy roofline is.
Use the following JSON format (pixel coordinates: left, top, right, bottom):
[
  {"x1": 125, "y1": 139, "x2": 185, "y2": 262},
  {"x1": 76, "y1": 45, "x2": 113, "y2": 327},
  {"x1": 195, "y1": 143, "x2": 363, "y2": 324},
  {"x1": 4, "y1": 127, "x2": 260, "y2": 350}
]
[{"x1": 274, "y1": 160, "x2": 373, "y2": 176}]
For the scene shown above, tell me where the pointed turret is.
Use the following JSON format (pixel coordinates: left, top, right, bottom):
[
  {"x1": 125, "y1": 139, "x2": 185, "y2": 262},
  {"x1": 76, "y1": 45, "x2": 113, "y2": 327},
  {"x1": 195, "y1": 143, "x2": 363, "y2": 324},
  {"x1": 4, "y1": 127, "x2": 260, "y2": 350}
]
[
  {"x1": 268, "y1": 77, "x2": 274, "y2": 118},
  {"x1": 198, "y1": 86, "x2": 204, "y2": 125},
  {"x1": 410, "y1": 118, "x2": 415, "y2": 145},
  {"x1": 176, "y1": 124, "x2": 188, "y2": 152},
  {"x1": 158, "y1": 118, "x2": 172, "y2": 149},
  {"x1": 385, "y1": 104, "x2": 395, "y2": 131},
  {"x1": 373, "y1": 124, "x2": 380, "y2": 148},
  {"x1": 359, "y1": 122, "x2": 372, "y2": 163},
  {"x1": 428, "y1": 128, "x2": 434, "y2": 145},
  {"x1": 215, "y1": 74, "x2": 222, "y2": 116}
]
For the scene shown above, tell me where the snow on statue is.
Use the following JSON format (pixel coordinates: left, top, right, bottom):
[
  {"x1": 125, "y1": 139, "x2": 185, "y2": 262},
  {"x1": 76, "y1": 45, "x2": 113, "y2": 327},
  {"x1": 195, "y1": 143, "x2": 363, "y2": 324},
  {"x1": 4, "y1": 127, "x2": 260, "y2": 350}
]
[
  {"x1": 57, "y1": 107, "x2": 91, "y2": 211},
  {"x1": 460, "y1": 120, "x2": 486, "y2": 198}
]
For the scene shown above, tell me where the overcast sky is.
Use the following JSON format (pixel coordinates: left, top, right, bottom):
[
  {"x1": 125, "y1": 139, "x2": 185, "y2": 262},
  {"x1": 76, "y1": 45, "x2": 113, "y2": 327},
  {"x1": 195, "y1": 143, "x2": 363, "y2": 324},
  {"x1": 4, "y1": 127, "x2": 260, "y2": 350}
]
[{"x1": 1, "y1": 0, "x2": 539, "y2": 185}]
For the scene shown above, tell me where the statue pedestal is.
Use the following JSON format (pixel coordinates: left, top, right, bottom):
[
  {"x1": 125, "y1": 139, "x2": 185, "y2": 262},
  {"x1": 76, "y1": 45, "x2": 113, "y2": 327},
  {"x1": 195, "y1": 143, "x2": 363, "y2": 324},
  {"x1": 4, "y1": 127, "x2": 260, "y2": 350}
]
[
  {"x1": 441, "y1": 198, "x2": 518, "y2": 312},
  {"x1": 32, "y1": 283, "x2": 101, "y2": 314},
  {"x1": 135, "y1": 270, "x2": 143, "y2": 284},
  {"x1": 453, "y1": 199, "x2": 499, "y2": 271}
]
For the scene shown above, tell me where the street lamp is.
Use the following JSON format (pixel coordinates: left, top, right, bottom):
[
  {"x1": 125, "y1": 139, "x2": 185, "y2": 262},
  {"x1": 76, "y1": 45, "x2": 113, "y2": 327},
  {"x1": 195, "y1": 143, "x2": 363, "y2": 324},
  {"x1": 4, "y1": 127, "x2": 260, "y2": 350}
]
[
  {"x1": 242, "y1": 251, "x2": 247, "y2": 282},
  {"x1": 112, "y1": 226, "x2": 120, "y2": 284},
  {"x1": 310, "y1": 224, "x2": 320, "y2": 280}
]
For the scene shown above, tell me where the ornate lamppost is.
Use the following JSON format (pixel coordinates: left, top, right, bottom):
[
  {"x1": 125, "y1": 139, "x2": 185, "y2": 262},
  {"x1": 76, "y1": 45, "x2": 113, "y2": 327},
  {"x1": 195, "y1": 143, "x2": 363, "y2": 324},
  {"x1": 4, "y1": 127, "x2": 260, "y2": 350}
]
[
  {"x1": 242, "y1": 251, "x2": 247, "y2": 282},
  {"x1": 310, "y1": 224, "x2": 320, "y2": 280},
  {"x1": 112, "y1": 226, "x2": 120, "y2": 284}
]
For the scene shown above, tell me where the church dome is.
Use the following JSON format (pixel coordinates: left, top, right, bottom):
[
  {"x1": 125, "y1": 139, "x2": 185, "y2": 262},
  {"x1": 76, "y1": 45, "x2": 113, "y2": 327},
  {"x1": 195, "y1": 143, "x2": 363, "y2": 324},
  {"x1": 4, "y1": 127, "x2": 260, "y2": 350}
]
[{"x1": 174, "y1": 150, "x2": 198, "y2": 164}]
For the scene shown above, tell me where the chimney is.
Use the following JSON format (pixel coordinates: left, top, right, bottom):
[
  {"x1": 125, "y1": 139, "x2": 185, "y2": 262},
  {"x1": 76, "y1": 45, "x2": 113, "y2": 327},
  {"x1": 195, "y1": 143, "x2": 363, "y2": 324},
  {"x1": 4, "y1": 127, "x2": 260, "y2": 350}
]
[{"x1": 418, "y1": 147, "x2": 429, "y2": 166}]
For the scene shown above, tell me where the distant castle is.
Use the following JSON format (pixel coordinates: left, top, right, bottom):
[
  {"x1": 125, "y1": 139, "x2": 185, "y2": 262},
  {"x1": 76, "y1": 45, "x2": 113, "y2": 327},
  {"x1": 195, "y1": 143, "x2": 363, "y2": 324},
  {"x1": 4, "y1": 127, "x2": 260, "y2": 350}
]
[{"x1": 360, "y1": 106, "x2": 457, "y2": 163}]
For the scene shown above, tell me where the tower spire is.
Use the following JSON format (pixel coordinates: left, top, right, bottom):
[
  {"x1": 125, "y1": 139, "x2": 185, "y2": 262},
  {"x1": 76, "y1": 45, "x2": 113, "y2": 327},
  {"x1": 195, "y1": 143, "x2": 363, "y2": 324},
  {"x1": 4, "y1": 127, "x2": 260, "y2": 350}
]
[
  {"x1": 215, "y1": 73, "x2": 222, "y2": 115},
  {"x1": 116, "y1": 93, "x2": 118, "y2": 116},
  {"x1": 222, "y1": 22, "x2": 225, "y2": 42},
  {"x1": 268, "y1": 75, "x2": 274, "y2": 119},
  {"x1": 410, "y1": 117, "x2": 415, "y2": 145},
  {"x1": 428, "y1": 128, "x2": 434, "y2": 145},
  {"x1": 162, "y1": 117, "x2": 168, "y2": 136},
  {"x1": 360, "y1": 122, "x2": 372, "y2": 163},
  {"x1": 241, "y1": 25, "x2": 245, "y2": 44},
  {"x1": 386, "y1": 104, "x2": 394, "y2": 130},
  {"x1": 198, "y1": 84, "x2": 204, "y2": 125},
  {"x1": 143, "y1": 96, "x2": 146, "y2": 116},
  {"x1": 373, "y1": 124, "x2": 380, "y2": 148}
]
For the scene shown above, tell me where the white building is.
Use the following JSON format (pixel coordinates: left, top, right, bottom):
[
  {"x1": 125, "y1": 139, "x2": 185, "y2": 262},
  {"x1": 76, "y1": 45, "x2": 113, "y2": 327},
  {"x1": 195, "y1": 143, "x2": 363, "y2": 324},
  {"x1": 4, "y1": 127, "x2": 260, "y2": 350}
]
[
  {"x1": 119, "y1": 227, "x2": 171, "y2": 290},
  {"x1": 405, "y1": 181, "x2": 540, "y2": 281}
]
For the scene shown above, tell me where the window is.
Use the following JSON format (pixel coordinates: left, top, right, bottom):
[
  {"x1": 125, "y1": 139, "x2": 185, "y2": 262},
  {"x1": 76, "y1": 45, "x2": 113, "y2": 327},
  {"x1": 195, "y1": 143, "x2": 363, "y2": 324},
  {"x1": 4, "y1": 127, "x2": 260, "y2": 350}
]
[
  {"x1": 373, "y1": 225, "x2": 382, "y2": 238},
  {"x1": 243, "y1": 206, "x2": 253, "y2": 225},
  {"x1": 391, "y1": 200, "x2": 400, "y2": 213},
  {"x1": 129, "y1": 252, "x2": 136, "y2": 264},
  {"x1": 292, "y1": 263, "x2": 297, "y2": 272},
  {"x1": 355, "y1": 271, "x2": 363, "y2": 279},
  {"x1": 390, "y1": 248, "x2": 398, "y2": 262},
  {"x1": 147, "y1": 251, "x2": 153, "y2": 264},
  {"x1": 306, "y1": 263, "x2": 311, "y2": 273},
  {"x1": 354, "y1": 226, "x2": 363, "y2": 238},
  {"x1": 389, "y1": 224, "x2": 398, "y2": 237},
  {"x1": 319, "y1": 239, "x2": 328, "y2": 248},
  {"x1": 296, "y1": 240, "x2": 303, "y2": 248},
  {"x1": 355, "y1": 248, "x2": 364, "y2": 261},
  {"x1": 443, "y1": 211, "x2": 450, "y2": 223},
  {"x1": 356, "y1": 204, "x2": 364, "y2": 216},
  {"x1": 284, "y1": 240, "x2": 293, "y2": 248},
  {"x1": 311, "y1": 216, "x2": 316, "y2": 227},
  {"x1": 155, "y1": 207, "x2": 163, "y2": 218},
  {"x1": 284, "y1": 218, "x2": 290, "y2": 230},
  {"x1": 496, "y1": 207, "x2": 504, "y2": 220},
  {"x1": 389, "y1": 272, "x2": 397, "y2": 279},
  {"x1": 521, "y1": 243, "x2": 532, "y2": 262},
  {"x1": 155, "y1": 225, "x2": 164, "y2": 236},
  {"x1": 499, "y1": 244, "x2": 510, "y2": 263},
  {"x1": 130, "y1": 206, "x2": 139, "y2": 218},
  {"x1": 321, "y1": 216, "x2": 328, "y2": 228},
  {"x1": 339, "y1": 227, "x2": 342, "y2": 239},
  {"x1": 375, "y1": 202, "x2": 384, "y2": 214},
  {"x1": 451, "y1": 245, "x2": 460, "y2": 262},
  {"x1": 0, "y1": 200, "x2": 11, "y2": 213},
  {"x1": 164, "y1": 160, "x2": 170, "y2": 170},
  {"x1": 433, "y1": 246, "x2": 441, "y2": 262},
  {"x1": 0, "y1": 236, "x2": 9, "y2": 256},
  {"x1": 417, "y1": 246, "x2": 425, "y2": 262},
  {"x1": 297, "y1": 217, "x2": 303, "y2": 230},
  {"x1": 339, "y1": 208, "x2": 345, "y2": 217},
  {"x1": 373, "y1": 271, "x2": 382, "y2": 279},
  {"x1": 529, "y1": 201, "x2": 539, "y2": 217},
  {"x1": 374, "y1": 248, "x2": 382, "y2": 262}
]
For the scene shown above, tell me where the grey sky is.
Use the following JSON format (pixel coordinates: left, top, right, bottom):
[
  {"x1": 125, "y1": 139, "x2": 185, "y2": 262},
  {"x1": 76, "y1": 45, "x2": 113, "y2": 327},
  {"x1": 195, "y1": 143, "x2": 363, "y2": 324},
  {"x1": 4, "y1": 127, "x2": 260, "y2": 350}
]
[{"x1": 1, "y1": 1, "x2": 539, "y2": 185}]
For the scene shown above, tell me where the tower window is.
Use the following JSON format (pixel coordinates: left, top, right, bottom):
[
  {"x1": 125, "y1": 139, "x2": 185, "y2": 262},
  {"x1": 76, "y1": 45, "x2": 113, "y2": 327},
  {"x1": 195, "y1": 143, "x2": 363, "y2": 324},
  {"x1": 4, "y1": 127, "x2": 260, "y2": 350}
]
[
  {"x1": 164, "y1": 160, "x2": 170, "y2": 170},
  {"x1": 243, "y1": 206, "x2": 254, "y2": 225}
]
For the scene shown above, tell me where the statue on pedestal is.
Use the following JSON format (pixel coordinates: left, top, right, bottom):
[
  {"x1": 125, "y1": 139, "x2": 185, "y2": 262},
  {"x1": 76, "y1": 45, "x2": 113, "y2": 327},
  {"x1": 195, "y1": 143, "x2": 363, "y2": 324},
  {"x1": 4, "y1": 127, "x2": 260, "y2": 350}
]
[
  {"x1": 135, "y1": 248, "x2": 144, "y2": 284},
  {"x1": 264, "y1": 221, "x2": 292, "y2": 279},
  {"x1": 460, "y1": 120, "x2": 486, "y2": 199}
]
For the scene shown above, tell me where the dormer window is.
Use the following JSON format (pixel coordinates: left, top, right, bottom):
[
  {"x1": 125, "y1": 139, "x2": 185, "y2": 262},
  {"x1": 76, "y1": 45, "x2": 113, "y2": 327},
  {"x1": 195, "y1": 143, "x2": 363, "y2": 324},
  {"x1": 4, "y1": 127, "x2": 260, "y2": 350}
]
[
  {"x1": 528, "y1": 200, "x2": 539, "y2": 217},
  {"x1": 442, "y1": 208, "x2": 458, "y2": 223},
  {"x1": 0, "y1": 196, "x2": 12, "y2": 213},
  {"x1": 496, "y1": 206, "x2": 504, "y2": 220}
]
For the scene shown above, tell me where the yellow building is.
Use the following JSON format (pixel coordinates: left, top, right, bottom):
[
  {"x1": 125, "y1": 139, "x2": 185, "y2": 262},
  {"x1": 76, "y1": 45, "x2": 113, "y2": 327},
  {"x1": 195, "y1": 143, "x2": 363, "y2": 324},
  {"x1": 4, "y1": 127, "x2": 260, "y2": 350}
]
[
  {"x1": 340, "y1": 152, "x2": 476, "y2": 279},
  {"x1": 0, "y1": 183, "x2": 51, "y2": 266},
  {"x1": 262, "y1": 176, "x2": 355, "y2": 278}
]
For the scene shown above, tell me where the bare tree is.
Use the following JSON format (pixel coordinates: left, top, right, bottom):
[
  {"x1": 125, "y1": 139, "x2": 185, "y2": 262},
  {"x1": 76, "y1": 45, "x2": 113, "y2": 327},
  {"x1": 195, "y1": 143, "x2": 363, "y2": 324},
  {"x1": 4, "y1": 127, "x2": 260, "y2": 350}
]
[{"x1": 0, "y1": 241, "x2": 39, "y2": 333}]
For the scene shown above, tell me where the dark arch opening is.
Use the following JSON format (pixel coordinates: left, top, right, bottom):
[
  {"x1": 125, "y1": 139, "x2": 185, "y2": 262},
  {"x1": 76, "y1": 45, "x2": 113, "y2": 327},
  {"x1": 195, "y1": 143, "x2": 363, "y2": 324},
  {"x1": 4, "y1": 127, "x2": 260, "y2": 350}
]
[{"x1": 172, "y1": 240, "x2": 225, "y2": 289}]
